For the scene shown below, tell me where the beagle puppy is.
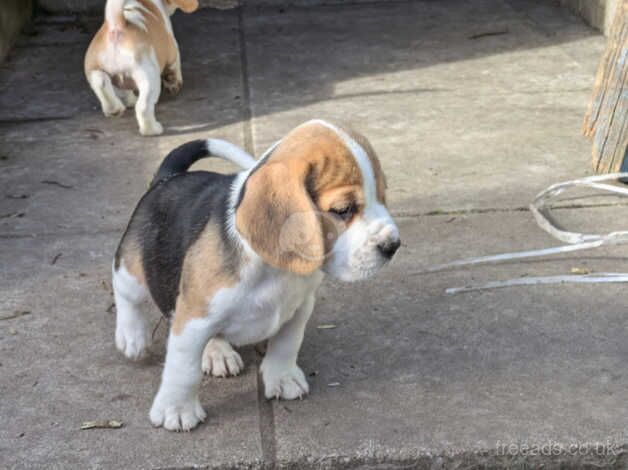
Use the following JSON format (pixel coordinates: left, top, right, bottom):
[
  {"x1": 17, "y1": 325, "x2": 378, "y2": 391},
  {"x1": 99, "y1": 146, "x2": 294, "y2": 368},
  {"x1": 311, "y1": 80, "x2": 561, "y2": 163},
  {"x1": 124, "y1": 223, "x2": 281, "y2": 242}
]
[
  {"x1": 112, "y1": 120, "x2": 401, "y2": 431},
  {"x1": 84, "y1": 0, "x2": 198, "y2": 136}
]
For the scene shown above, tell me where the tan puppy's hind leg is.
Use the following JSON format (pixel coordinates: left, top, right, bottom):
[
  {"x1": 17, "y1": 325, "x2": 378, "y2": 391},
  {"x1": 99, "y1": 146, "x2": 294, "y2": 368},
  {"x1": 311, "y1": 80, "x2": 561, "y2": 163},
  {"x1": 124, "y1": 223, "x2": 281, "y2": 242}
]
[
  {"x1": 163, "y1": 52, "x2": 183, "y2": 96},
  {"x1": 132, "y1": 59, "x2": 163, "y2": 136},
  {"x1": 115, "y1": 87, "x2": 138, "y2": 108},
  {"x1": 88, "y1": 70, "x2": 126, "y2": 117}
]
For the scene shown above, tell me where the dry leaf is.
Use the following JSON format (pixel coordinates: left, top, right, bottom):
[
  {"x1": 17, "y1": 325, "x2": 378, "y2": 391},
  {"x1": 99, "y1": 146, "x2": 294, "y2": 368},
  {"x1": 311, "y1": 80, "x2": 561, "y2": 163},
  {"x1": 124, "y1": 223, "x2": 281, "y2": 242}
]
[
  {"x1": 570, "y1": 267, "x2": 591, "y2": 275},
  {"x1": 80, "y1": 420, "x2": 123, "y2": 430}
]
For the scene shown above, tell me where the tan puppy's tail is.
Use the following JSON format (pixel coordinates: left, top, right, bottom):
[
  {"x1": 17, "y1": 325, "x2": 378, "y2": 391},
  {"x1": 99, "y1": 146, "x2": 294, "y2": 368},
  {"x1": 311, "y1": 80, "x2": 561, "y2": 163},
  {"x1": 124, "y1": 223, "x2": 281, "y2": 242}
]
[
  {"x1": 105, "y1": 0, "x2": 153, "y2": 34},
  {"x1": 105, "y1": 0, "x2": 127, "y2": 31}
]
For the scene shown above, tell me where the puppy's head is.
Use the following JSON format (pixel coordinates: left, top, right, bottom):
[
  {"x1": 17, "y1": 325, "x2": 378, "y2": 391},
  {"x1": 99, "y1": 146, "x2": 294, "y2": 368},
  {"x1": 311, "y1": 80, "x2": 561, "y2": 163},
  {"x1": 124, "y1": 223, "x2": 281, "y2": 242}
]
[
  {"x1": 163, "y1": 0, "x2": 199, "y2": 15},
  {"x1": 235, "y1": 120, "x2": 400, "y2": 281}
]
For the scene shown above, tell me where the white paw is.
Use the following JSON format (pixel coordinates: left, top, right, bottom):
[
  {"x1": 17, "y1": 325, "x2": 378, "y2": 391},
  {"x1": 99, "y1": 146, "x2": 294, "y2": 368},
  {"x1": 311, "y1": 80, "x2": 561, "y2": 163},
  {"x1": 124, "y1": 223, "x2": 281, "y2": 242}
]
[
  {"x1": 103, "y1": 102, "x2": 125, "y2": 117},
  {"x1": 121, "y1": 93, "x2": 137, "y2": 108},
  {"x1": 139, "y1": 120, "x2": 163, "y2": 136},
  {"x1": 149, "y1": 394, "x2": 206, "y2": 432},
  {"x1": 115, "y1": 320, "x2": 151, "y2": 360},
  {"x1": 202, "y1": 340, "x2": 244, "y2": 377},
  {"x1": 261, "y1": 364, "x2": 309, "y2": 400}
]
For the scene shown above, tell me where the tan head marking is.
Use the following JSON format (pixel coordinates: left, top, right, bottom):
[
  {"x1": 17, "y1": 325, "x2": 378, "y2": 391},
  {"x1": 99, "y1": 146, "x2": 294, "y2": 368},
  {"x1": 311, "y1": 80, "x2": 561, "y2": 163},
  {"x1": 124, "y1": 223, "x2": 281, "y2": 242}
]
[
  {"x1": 236, "y1": 122, "x2": 381, "y2": 273},
  {"x1": 167, "y1": 0, "x2": 199, "y2": 13}
]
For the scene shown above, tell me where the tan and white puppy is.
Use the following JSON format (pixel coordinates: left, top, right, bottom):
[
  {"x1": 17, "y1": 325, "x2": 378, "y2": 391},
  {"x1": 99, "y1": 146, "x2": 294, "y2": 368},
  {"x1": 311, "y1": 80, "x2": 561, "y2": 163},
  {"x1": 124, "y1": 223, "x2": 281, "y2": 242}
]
[
  {"x1": 112, "y1": 120, "x2": 401, "y2": 431},
  {"x1": 84, "y1": 0, "x2": 198, "y2": 136}
]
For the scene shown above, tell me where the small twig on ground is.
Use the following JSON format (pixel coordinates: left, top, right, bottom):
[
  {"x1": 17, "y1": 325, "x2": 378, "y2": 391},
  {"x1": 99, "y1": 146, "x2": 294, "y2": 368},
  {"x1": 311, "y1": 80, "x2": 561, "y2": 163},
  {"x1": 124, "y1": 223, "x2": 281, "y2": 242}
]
[
  {"x1": 41, "y1": 180, "x2": 73, "y2": 189},
  {"x1": 152, "y1": 316, "x2": 163, "y2": 340},
  {"x1": 50, "y1": 253, "x2": 62, "y2": 265},
  {"x1": 0, "y1": 310, "x2": 31, "y2": 321},
  {"x1": 468, "y1": 30, "x2": 509, "y2": 40},
  {"x1": 80, "y1": 420, "x2": 123, "y2": 430},
  {"x1": 101, "y1": 279, "x2": 112, "y2": 293},
  {"x1": 6, "y1": 194, "x2": 29, "y2": 199},
  {"x1": 0, "y1": 212, "x2": 25, "y2": 219}
]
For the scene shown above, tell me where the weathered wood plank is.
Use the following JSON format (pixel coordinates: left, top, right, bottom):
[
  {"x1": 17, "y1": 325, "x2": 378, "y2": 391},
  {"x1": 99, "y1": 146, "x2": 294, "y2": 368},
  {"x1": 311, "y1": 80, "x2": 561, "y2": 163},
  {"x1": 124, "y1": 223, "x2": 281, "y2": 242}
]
[{"x1": 583, "y1": 0, "x2": 627, "y2": 173}]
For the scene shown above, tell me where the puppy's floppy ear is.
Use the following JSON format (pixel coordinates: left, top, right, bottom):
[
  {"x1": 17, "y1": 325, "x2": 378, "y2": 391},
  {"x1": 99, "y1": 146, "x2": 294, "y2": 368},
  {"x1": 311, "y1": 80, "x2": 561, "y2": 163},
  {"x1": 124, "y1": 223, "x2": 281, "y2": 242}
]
[
  {"x1": 171, "y1": 0, "x2": 199, "y2": 13},
  {"x1": 236, "y1": 160, "x2": 325, "y2": 275}
]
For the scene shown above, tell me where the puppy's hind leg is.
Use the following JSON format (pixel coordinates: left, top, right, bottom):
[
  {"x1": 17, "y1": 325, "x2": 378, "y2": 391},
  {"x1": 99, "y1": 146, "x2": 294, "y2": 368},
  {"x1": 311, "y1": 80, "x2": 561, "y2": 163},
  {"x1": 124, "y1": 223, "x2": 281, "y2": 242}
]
[
  {"x1": 115, "y1": 87, "x2": 137, "y2": 108},
  {"x1": 202, "y1": 337, "x2": 244, "y2": 377},
  {"x1": 112, "y1": 262, "x2": 151, "y2": 360},
  {"x1": 87, "y1": 70, "x2": 126, "y2": 117},
  {"x1": 162, "y1": 52, "x2": 183, "y2": 96},
  {"x1": 132, "y1": 60, "x2": 163, "y2": 136}
]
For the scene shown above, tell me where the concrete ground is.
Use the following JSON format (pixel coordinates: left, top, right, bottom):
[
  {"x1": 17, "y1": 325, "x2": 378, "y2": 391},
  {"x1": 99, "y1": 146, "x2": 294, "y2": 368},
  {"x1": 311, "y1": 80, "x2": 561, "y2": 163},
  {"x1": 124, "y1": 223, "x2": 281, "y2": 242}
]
[{"x1": 1, "y1": 0, "x2": 626, "y2": 468}]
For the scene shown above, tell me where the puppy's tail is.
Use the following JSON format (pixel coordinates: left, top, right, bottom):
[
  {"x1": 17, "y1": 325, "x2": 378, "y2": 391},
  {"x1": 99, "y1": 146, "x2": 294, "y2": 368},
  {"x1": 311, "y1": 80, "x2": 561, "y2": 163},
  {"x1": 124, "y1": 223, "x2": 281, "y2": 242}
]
[
  {"x1": 105, "y1": 0, "x2": 127, "y2": 30},
  {"x1": 106, "y1": 0, "x2": 154, "y2": 33},
  {"x1": 152, "y1": 139, "x2": 257, "y2": 186}
]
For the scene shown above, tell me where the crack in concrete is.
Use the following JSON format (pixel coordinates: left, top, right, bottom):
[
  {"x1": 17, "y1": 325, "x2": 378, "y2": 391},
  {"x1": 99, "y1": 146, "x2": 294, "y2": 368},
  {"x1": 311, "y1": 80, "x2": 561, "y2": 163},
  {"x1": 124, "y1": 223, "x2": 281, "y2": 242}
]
[
  {"x1": 394, "y1": 200, "x2": 628, "y2": 218},
  {"x1": 1, "y1": 201, "x2": 627, "y2": 239},
  {"x1": 237, "y1": 6, "x2": 278, "y2": 467},
  {"x1": 238, "y1": 6, "x2": 254, "y2": 158},
  {"x1": 0, "y1": 115, "x2": 74, "y2": 125}
]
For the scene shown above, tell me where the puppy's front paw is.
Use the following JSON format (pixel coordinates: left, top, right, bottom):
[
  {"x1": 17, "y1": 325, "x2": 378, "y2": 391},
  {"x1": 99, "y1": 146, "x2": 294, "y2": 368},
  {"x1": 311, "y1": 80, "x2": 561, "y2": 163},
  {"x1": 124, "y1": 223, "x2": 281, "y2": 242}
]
[
  {"x1": 202, "y1": 339, "x2": 244, "y2": 377},
  {"x1": 261, "y1": 364, "x2": 309, "y2": 400},
  {"x1": 115, "y1": 321, "x2": 151, "y2": 360},
  {"x1": 139, "y1": 120, "x2": 163, "y2": 136},
  {"x1": 149, "y1": 394, "x2": 206, "y2": 432}
]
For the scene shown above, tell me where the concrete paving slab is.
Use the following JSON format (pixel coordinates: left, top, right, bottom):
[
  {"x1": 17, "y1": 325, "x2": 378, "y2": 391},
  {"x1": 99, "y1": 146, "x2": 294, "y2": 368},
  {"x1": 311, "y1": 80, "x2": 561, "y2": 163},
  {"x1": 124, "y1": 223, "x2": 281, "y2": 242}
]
[
  {"x1": 243, "y1": 0, "x2": 606, "y2": 216},
  {"x1": 0, "y1": 233, "x2": 263, "y2": 469},
  {"x1": 272, "y1": 210, "x2": 628, "y2": 467}
]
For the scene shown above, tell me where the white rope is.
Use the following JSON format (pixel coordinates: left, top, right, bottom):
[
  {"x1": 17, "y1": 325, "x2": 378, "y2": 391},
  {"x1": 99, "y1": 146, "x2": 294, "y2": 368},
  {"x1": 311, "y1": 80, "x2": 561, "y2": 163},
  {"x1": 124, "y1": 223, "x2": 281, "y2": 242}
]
[
  {"x1": 446, "y1": 273, "x2": 628, "y2": 294},
  {"x1": 417, "y1": 173, "x2": 628, "y2": 293}
]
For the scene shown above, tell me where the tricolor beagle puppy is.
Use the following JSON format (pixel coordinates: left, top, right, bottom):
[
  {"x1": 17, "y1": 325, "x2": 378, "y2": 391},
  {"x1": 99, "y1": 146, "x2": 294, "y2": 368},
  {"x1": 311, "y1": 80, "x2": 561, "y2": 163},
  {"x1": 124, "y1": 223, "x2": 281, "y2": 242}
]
[
  {"x1": 84, "y1": 0, "x2": 198, "y2": 136},
  {"x1": 112, "y1": 120, "x2": 401, "y2": 431}
]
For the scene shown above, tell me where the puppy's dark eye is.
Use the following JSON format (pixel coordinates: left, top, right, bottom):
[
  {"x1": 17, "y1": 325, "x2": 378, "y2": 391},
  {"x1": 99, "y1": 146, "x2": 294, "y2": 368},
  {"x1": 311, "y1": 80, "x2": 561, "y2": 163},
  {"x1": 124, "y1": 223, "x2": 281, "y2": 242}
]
[{"x1": 329, "y1": 203, "x2": 356, "y2": 221}]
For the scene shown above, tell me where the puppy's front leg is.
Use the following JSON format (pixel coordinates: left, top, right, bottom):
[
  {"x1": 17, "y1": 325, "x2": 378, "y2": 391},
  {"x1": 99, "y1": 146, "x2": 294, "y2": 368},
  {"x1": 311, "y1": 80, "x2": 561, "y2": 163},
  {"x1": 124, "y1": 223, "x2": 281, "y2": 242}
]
[
  {"x1": 260, "y1": 294, "x2": 315, "y2": 400},
  {"x1": 149, "y1": 314, "x2": 214, "y2": 431}
]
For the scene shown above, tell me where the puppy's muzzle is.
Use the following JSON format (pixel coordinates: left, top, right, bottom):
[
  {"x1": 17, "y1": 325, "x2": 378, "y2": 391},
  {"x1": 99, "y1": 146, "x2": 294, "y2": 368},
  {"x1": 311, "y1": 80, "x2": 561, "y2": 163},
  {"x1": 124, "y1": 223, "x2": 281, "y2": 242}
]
[{"x1": 377, "y1": 238, "x2": 401, "y2": 259}]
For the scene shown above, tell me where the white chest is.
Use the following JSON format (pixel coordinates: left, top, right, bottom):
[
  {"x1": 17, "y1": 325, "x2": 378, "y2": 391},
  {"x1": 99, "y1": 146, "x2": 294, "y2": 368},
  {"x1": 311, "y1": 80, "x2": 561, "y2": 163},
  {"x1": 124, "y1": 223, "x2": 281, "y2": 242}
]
[{"x1": 210, "y1": 270, "x2": 323, "y2": 346}]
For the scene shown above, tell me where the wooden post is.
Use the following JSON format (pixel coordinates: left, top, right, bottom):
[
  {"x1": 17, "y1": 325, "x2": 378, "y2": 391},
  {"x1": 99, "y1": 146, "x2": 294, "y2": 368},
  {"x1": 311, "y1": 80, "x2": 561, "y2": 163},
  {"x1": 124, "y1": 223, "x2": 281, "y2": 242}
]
[{"x1": 583, "y1": 0, "x2": 627, "y2": 173}]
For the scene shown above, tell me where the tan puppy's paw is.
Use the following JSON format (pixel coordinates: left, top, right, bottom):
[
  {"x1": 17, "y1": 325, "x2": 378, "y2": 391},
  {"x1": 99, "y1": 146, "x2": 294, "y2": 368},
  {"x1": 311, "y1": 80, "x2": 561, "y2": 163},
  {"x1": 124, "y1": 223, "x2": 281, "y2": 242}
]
[
  {"x1": 202, "y1": 338, "x2": 244, "y2": 377},
  {"x1": 103, "y1": 102, "x2": 126, "y2": 117},
  {"x1": 262, "y1": 364, "x2": 309, "y2": 400},
  {"x1": 117, "y1": 89, "x2": 138, "y2": 108},
  {"x1": 162, "y1": 68, "x2": 182, "y2": 95},
  {"x1": 163, "y1": 78, "x2": 182, "y2": 96},
  {"x1": 139, "y1": 120, "x2": 164, "y2": 136}
]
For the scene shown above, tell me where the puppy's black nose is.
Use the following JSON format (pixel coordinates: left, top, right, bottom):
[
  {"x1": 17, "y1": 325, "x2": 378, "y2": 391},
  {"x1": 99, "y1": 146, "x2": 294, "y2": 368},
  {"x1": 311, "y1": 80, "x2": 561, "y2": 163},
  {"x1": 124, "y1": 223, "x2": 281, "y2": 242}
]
[{"x1": 377, "y1": 238, "x2": 401, "y2": 259}]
